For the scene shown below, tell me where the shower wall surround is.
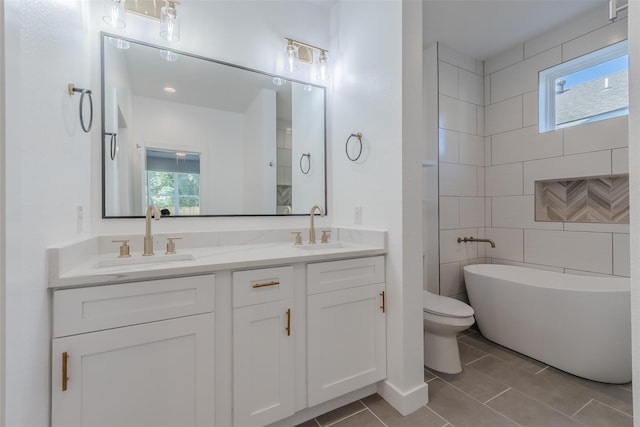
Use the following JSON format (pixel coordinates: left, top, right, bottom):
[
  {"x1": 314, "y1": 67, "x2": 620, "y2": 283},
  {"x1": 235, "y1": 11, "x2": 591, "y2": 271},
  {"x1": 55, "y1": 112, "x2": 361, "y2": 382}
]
[{"x1": 436, "y1": 7, "x2": 630, "y2": 304}]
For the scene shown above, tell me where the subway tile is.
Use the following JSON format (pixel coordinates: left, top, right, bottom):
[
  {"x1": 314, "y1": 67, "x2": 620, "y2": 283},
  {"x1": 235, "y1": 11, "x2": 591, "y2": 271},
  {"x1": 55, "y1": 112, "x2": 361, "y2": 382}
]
[
  {"x1": 440, "y1": 228, "x2": 479, "y2": 263},
  {"x1": 523, "y1": 150, "x2": 612, "y2": 194},
  {"x1": 476, "y1": 106, "x2": 485, "y2": 137},
  {"x1": 563, "y1": 116, "x2": 628, "y2": 155},
  {"x1": 439, "y1": 95, "x2": 477, "y2": 134},
  {"x1": 489, "y1": 259, "x2": 564, "y2": 273},
  {"x1": 440, "y1": 261, "x2": 462, "y2": 297},
  {"x1": 484, "y1": 137, "x2": 491, "y2": 167},
  {"x1": 460, "y1": 197, "x2": 485, "y2": 228},
  {"x1": 573, "y1": 400, "x2": 633, "y2": 427},
  {"x1": 426, "y1": 379, "x2": 518, "y2": 427},
  {"x1": 491, "y1": 125, "x2": 563, "y2": 165},
  {"x1": 492, "y1": 195, "x2": 562, "y2": 230},
  {"x1": 485, "y1": 163, "x2": 523, "y2": 197},
  {"x1": 477, "y1": 168, "x2": 485, "y2": 197},
  {"x1": 485, "y1": 44, "x2": 524, "y2": 75},
  {"x1": 524, "y1": 229, "x2": 613, "y2": 274},
  {"x1": 439, "y1": 197, "x2": 460, "y2": 230},
  {"x1": 440, "y1": 163, "x2": 478, "y2": 196},
  {"x1": 613, "y1": 233, "x2": 630, "y2": 277},
  {"x1": 612, "y1": 148, "x2": 629, "y2": 174},
  {"x1": 562, "y1": 18, "x2": 628, "y2": 61},
  {"x1": 486, "y1": 389, "x2": 584, "y2": 427},
  {"x1": 524, "y1": 6, "x2": 609, "y2": 59},
  {"x1": 439, "y1": 129, "x2": 459, "y2": 163},
  {"x1": 490, "y1": 47, "x2": 561, "y2": 104},
  {"x1": 439, "y1": 43, "x2": 477, "y2": 74},
  {"x1": 485, "y1": 96, "x2": 522, "y2": 136},
  {"x1": 459, "y1": 68, "x2": 484, "y2": 106},
  {"x1": 484, "y1": 75, "x2": 491, "y2": 106},
  {"x1": 522, "y1": 91, "x2": 538, "y2": 127},
  {"x1": 438, "y1": 60, "x2": 458, "y2": 98},
  {"x1": 459, "y1": 133, "x2": 484, "y2": 166},
  {"x1": 485, "y1": 198, "x2": 492, "y2": 227},
  {"x1": 485, "y1": 228, "x2": 524, "y2": 262}
]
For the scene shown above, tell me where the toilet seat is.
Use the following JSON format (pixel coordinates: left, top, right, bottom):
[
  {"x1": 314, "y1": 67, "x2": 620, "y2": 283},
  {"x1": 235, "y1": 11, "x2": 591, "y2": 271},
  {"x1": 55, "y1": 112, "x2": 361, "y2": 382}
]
[{"x1": 423, "y1": 292, "x2": 474, "y2": 318}]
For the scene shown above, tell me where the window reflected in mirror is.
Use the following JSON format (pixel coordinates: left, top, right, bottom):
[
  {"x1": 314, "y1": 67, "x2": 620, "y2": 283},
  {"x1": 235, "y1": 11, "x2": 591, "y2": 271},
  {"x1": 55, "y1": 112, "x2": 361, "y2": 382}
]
[{"x1": 146, "y1": 149, "x2": 201, "y2": 216}]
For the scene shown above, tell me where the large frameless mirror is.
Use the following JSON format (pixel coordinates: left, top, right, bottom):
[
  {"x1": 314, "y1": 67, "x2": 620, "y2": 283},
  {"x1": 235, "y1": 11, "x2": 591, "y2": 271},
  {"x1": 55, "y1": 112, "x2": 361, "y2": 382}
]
[{"x1": 101, "y1": 33, "x2": 326, "y2": 217}]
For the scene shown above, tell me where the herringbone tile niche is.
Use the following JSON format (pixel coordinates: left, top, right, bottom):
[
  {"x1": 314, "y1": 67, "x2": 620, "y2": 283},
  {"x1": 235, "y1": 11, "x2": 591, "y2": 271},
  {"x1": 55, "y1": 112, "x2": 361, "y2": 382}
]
[{"x1": 535, "y1": 175, "x2": 629, "y2": 224}]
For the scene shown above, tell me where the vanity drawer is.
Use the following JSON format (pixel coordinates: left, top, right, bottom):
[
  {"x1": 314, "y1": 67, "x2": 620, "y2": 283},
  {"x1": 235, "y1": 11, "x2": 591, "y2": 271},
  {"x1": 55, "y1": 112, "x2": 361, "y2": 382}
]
[
  {"x1": 53, "y1": 274, "x2": 215, "y2": 338},
  {"x1": 307, "y1": 256, "x2": 385, "y2": 295},
  {"x1": 233, "y1": 266, "x2": 293, "y2": 308}
]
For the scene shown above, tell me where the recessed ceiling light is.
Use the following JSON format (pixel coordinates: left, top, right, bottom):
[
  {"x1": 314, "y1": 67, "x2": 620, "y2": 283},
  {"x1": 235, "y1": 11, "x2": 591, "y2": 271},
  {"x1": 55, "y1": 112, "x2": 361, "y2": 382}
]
[{"x1": 164, "y1": 87, "x2": 176, "y2": 93}]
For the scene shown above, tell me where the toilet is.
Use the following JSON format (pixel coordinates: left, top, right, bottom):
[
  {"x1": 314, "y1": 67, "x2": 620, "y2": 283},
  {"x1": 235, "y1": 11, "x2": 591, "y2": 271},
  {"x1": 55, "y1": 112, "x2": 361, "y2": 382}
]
[{"x1": 423, "y1": 291, "x2": 475, "y2": 374}]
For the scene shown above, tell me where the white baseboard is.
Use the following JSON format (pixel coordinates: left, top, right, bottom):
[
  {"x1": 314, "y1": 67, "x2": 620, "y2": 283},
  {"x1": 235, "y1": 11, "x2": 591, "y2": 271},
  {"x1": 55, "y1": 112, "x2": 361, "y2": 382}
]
[{"x1": 377, "y1": 380, "x2": 429, "y2": 416}]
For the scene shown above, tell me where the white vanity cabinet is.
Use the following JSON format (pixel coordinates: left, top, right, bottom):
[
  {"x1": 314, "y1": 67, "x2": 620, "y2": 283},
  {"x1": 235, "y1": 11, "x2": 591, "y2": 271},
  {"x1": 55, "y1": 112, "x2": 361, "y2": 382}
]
[
  {"x1": 51, "y1": 275, "x2": 216, "y2": 427},
  {"x1": 306, "y1": 256, "x2": 387, "y2": 406},
  {"x1": 232, "y1": 266, "x2": 295, "y2": 426}
]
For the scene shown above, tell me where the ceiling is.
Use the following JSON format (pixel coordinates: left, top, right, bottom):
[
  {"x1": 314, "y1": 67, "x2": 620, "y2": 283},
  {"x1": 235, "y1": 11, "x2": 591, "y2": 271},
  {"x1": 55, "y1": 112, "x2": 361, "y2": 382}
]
[{"x1": 423, "y1": 0, "x2": 607, "y2": 61}]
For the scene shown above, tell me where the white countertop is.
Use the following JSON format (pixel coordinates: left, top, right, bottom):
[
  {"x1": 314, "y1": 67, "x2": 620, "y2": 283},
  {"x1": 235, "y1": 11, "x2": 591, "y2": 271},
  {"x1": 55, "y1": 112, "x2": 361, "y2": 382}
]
[{"x1": 48, "y1": 228, "x2": 387, "y2": 288}]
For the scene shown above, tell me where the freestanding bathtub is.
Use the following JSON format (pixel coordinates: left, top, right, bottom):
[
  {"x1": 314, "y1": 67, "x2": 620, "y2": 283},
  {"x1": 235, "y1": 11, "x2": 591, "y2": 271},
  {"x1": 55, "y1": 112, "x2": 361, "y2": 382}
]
[{"x1": 463, "y1": 264, "x2": 631, "y2": 384}]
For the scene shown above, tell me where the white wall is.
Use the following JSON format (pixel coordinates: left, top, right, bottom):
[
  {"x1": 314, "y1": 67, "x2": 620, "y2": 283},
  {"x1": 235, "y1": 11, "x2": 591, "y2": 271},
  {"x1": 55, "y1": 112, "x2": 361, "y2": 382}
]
[
  {"x1": 436, "y1": 44, "x2": 486, "y2": 300},
  {"x1": 627, "y1": 1, "x2": 639, "y2": 419},
  {"x1": 132, "y1": 96, "x2": 245, "y2": 215},
  {"x1": 330, "y1": 0, "x2": 427, "y2": 415},
  {"x1": 4, "y1": 1, "x2": 92, "y2": 425},
  {"x1": 0, "y1": 2, "x2": 5, "y2": 422},
  {"x1": 483, "y1": 9, "x2": 629, "y2": 277}
]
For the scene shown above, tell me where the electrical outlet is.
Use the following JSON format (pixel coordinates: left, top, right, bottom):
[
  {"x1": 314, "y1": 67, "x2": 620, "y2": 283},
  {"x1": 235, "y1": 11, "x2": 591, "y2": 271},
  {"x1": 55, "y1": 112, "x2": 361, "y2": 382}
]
[{"x1": 354, "y1": 206, "x2": 362, "y2": 224}]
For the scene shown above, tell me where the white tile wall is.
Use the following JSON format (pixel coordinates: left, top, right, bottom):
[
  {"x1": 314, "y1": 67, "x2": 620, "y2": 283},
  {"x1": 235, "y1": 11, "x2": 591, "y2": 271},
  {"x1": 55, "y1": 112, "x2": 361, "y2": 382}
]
[
  {"x1": 460, "y1": 197, "x2": 485, "y2": 228},
  {"x1": 459, "y1": 69, "x2": 484, "y2": 106},
  {"x1": 439, "y1": 129, "x2": 459, "y2": 163},
  {"x1": 439, "y1": 60, "x2": 458, "y2": 98},
  {"x1": 522, "y1": 91, "x2": 538, "y2": 127},
  {"x1": 485, "y1": 163, "x2": 523, "y2": 196},
  {"x1": 562, "y1": 17, "x2": 628, "y2": 61},
  {"x1": 612, "y1": 148, "x2": 629, "y2": 174},
  {"x1": 491, "y1": 195, "x2": 562, "y2": 230},
  {"x1": 484, "y1": 44, "x2": 524, "y2": 75},
  {"x1": 563, "y1": 116, "x2": 628, "y2": 155},
  {"x1": 477, "y1": 167, "x2": 485, "y2": 197},
  {"x1": 438, "y1": 43, "x2": 477, "y2": 73},
  {"x1": 459, "y1": 133, "x2": 484, "y2": 166},
  {"x1": 476, "y1": 107, "x2": 485, "y2": 137},
  {"x1": 613, "y1": 233, "x2": 630, "y2": 277},
  {"x1": 440, "y1": 228, "x2": 479, "y2": 263},
  {"x1": 439, "y1": 95, "x2": 477, "y2": 134},
  {"x1": 485, "y1": 228, "x2": 524, "y2": 262},
  {"x1": 440, "y1": 163, "x2": 479, "y2": 196},
  {"x1": 491, "y1": 125, "x2": 563, "y2": 165},
  {"x1": 484, "y1": 75, "x2": 491, "y2": 106},
  {"x1": 490, "y1": 47, "x2": 561, "y2": 103},
  {"x1": 524, "y1": 229, "x2": 613, "y2": 274},
  {"x1": 564, "y1": 222, "x2": 630, "y2": 234},
  {"x1": 485, "y1": 96, "x2": 523, "y2": 135},
  {"x1": 439, "y1": 261, "x2": 462, "y2": 297},
  {"x1": 523, "y1": 150, "x2": 612, "y2": 194},
  {"x1": 439, "y1": 197, "x2": 459, "y2": 230},
  {"x1": 490, "y1": 258, "x2": 564, "y2": 273}
]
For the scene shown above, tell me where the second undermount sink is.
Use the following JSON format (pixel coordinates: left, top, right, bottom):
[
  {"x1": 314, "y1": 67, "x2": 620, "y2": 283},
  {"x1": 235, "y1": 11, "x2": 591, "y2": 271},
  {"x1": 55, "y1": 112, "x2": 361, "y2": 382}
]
[
  {"x1": 94, "y1": 253, "x2": 195, "y2": 268},
  {"x1": 296, "y1": 242, "x2": 344, "y2": 250}
]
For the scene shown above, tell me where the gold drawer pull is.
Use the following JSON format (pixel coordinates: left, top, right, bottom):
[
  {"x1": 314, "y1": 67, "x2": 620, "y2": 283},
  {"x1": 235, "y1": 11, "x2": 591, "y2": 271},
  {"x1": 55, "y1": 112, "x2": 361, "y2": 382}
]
[
  {"x1": 252, "y1": 280, "x2": 280, "y2": 289},
  {"x1": 380, "y1": 291, "x2": 385, "y2": 313},
  {"x1": 286, "y1": 308, "x2": 291, "y2": 336},
  {"x1": 62, "y1": 352, "x2": 69, "y2": 391}
]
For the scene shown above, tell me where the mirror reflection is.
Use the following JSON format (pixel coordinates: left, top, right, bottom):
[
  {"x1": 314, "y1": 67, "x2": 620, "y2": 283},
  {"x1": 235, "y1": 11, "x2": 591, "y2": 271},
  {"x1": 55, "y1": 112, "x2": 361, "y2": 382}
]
[{"x1": 102, "y1": 34, "x2": 326, "y2": 217}]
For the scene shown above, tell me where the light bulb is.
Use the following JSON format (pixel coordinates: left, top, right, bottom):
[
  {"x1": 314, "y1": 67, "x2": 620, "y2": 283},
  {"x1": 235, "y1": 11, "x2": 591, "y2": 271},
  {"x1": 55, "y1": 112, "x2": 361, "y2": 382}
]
[
  {"x1": 317, "y1": 50, "x2": 328, "y2": 81},
  {"x1": 160, "y1": 50, "x2": 179, "y2": 62},
  {"x1": 103, "y1": 0, "x2": 126, "y2": 29},
  {"x1": 285, "y1": 41, "x2": 298, "y2": 73},
  {"x1": 160, "y1": 1, "x2": 181, "y2": 42}
]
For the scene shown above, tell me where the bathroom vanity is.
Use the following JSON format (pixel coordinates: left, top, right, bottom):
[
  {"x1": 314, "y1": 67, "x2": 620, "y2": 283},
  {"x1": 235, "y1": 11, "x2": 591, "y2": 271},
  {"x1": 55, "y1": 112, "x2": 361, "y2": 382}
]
[{"x1": 48, "y1": 229, "x2": 387, "y2": 427}]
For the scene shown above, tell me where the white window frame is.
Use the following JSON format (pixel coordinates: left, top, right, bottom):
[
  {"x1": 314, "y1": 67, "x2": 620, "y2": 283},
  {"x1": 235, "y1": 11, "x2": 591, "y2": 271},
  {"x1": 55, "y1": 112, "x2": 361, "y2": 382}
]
[{"x1": 539, "y1": 40, "x2": 628, "y2": 133}]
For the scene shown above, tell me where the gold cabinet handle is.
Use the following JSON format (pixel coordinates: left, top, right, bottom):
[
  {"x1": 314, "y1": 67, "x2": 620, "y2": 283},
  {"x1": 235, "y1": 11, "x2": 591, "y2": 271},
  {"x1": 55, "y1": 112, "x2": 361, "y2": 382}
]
[
  {"x1": 252, "y1": 280, "x2": 280, "y2": 289},
  {"x1": 62, "y1": 352, "x2": 69, "y2": 391},
  {"x1": 380, "y1": 291, "x2": 385, "y2": 313},
  {"x1": 286, "y1": 308, "x2": 291, "y2": 336}
]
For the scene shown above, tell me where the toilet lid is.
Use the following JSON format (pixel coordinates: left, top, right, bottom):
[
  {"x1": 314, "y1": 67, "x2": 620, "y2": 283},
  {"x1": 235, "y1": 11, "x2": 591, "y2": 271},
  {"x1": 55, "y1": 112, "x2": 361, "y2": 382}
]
[{"x1": 423, "y1": 292, "x2": 474, "y2": 318}]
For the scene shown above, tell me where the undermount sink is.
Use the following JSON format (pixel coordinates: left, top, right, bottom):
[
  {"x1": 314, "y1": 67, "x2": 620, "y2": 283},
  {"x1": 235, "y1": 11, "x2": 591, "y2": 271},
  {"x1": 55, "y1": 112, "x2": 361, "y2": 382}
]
[
  {"x1": 296, "y1": 242, "x2": 344, "y2": 250},
  {"x1": 94, "y1": 253, "x2": 195, "y2": 268}
]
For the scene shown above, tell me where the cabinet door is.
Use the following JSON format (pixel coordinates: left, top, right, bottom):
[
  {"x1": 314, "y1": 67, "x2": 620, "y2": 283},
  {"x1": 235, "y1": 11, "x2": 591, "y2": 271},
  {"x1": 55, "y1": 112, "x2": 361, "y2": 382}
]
[
  {"x1": 233, "y1": 299, "x2": 294, "y2": 426},
  {"x1": 307, "y1": 283, "x2": 386, "y2": 406},
  {"x1": 52, "y1": 313, "x2": 215, "y2": 427}
]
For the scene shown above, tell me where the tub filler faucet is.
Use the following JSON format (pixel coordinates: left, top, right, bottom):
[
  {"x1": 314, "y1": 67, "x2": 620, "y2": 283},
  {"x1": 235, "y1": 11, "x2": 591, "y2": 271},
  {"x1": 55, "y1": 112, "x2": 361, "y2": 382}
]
[
  {"x1": 457, "y1": 236, "x2": 496, "y2": 248},
  {"x1": 143, "y1": 204, "x2": 162, "y2": 256}
]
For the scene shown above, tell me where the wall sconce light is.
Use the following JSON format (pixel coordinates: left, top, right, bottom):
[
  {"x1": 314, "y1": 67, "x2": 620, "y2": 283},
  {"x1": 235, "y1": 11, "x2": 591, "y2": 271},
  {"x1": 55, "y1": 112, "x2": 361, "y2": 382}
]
[
  {"x1": 103, "y1": 0, "x2": 126, "y2": 29},
  {"x1": 160, "y1": 0, "x2": 181, "y2": 42},
  {"x1": 284, "y1": 37, "x2": 329, "y2": 81}
]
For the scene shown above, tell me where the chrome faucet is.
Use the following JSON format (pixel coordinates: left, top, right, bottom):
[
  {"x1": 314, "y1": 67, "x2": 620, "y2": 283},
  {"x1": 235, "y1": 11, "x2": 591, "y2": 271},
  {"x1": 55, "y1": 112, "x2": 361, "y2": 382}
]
[
  {"x1": 309, "y1": 205, "x2": 325, "y2": 244},
  {"x1": 457, "y1": 236, "x2": 496, "y2": 248},
  {"x1": 143, "y1": 204, "x2": 162, "y2": 256}
]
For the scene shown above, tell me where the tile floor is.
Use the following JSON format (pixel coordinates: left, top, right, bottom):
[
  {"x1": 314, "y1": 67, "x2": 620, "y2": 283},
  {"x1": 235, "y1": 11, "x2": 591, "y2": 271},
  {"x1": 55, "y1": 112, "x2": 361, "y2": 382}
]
[{"x1": 297, "y1": 331, "x2": 633, "y2": 427}]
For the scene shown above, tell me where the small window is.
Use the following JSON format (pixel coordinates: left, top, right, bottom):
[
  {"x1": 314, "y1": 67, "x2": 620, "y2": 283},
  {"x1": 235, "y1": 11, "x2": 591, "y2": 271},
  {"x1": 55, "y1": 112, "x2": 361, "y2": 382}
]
[
  {"x1": 145, "y1": 149, "x2": 201, "y2": 216},
  {"x1": 539, "y1": 40, "x2": 628, "y2": 133}
]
